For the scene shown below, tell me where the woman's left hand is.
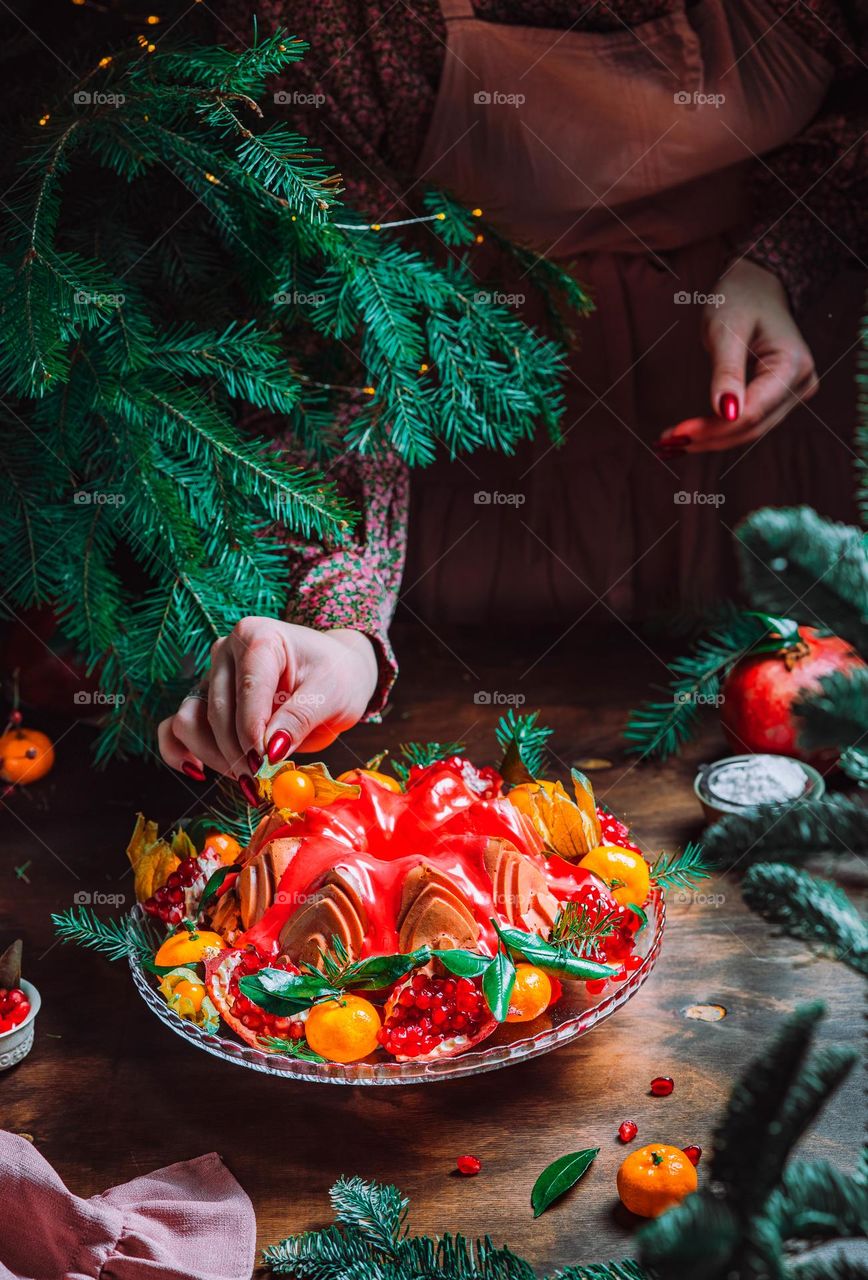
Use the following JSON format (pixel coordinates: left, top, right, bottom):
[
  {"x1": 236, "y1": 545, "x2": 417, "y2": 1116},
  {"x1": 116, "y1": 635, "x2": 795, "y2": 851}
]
[{"x1": 657, "y1": 259, "x2": 819, "y2": 454}]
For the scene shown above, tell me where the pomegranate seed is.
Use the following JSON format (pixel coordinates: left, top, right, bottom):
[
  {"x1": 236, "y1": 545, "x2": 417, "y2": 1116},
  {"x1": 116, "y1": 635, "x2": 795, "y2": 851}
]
[
  {"x1": 456, "y1": 1155, "x2": 481, "y2": 1176},
  {"x1": 585, "y1": 979, "x2": 607, "y2": 996},
  {"x1": 683, "y1": 1145, "x2": 702, "y2": 1166},
  {"x1": 618, "y1": 1120, "x2": 638, "y2": 1143},
  {"x1": 650, "y1": 1076, "x2": 674, "y2": 1097}
]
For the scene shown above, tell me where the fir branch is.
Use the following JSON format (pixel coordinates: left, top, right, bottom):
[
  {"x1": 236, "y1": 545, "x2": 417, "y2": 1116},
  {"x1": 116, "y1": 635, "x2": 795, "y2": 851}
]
[
  {"x1": 742, "y1": 863, "x2": 868, "y2": 976},
  {"x1": 651, "y1": 843, "x2": 710, "y2": 891},
  {"x1": 702, "y1": 797, "x2": 868, "y2": 869},
  {"x1": 766, "y1": 1159, "x2": 868, "y2": 1242},
  {"x1": 392, "y1": 741, "x2": 465, "y2": 782},
  {"x1": 795, "y1": 669, "x2": 868, "y2": 786},
  {"x1": 624, "y1": 611, "x2": 799, "y2": 761},
  {"x1": 330, "y1": 1176, "x2": 408, "y2": 1256},
  {"x1": 51, "y1": 906, "x2": 155, "y2": 962},
  {"x1": 495, "y1": 710, "x2": 553, "y2": 777},
  {"x1": 735, "y1": 507, "x2": 868, "y2": 652}
]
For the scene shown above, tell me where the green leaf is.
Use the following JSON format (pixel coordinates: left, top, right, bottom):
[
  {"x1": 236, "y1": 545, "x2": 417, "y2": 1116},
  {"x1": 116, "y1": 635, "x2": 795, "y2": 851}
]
[
  {"x1": 628, "y1": 903, "x2": 648, "y2": 933},
  {"x1": 434, "y1": 949, "x2": 493, "y2": 978},
  {"x1": 482, "y1": 947, "x2": 516, "y2": 1021},
  {"x1": 495, "y1": 923, "x2": 618, "y2": 981},
  {"x1": 197, "y1": 864, "x2": 239, "y2": 915},
  {"x1": 531, "y1": 1148, "x2": 599, "y2": 1217},
  {"x1": 341, "y1": 949, "x2": 431, "y2": 991},
  {"x1": 239, "y1": 969, "x2": 342, "y2": 1015}
]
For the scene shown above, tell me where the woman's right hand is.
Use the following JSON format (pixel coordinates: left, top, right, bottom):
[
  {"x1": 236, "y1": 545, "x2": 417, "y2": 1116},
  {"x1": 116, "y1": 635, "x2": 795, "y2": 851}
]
[{"x1": 157, "y1": 619, "x2": 379, "y2": 784}]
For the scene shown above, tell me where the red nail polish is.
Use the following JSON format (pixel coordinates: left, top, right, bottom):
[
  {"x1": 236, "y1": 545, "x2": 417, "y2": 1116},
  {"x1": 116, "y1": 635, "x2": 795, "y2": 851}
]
[
  {"x1": 239, "y1": 775, "x2": 261, "y2": 807},
  {"x1": 247, "y1": 749, "x2": 261, "y2": 774},
  {"x1": 267, "y1": 730, "x2": 291, "y2": 764},
  {"x1": 720, "y1": 392, "x2": 739, "y2": 422},
  {"x1": 182, "y1": 761, "x2": 205, "y2": 782}
]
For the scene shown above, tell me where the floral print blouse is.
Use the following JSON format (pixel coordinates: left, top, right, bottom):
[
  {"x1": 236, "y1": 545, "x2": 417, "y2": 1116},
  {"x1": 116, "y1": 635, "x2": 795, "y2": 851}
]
[{"x1": 217, "y1": 0, "x2": 867, "y2": 715}]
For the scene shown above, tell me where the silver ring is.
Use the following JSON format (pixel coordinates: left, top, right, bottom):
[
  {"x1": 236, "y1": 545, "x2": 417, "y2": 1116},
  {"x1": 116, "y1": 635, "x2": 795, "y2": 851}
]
[{"x1": 182, "y1": 685, "x2": 209, "y2": 703}]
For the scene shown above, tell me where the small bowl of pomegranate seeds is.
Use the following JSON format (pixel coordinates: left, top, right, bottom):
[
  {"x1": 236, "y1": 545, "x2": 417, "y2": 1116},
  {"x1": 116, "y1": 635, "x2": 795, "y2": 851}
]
[{"x1": 0, "y1": 979, "x2": 41, "y2": 1072}]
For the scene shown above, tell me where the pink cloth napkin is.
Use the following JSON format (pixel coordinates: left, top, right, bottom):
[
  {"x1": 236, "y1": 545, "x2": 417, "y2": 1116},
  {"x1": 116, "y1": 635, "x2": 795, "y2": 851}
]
[{"x1": 0, "y1": 1132, "x2": 256, "y2": 1280}]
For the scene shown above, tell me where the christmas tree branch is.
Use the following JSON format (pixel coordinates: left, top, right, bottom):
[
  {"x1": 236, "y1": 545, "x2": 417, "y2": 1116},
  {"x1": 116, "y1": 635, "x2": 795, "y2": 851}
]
[{"x1": 741, "y1": 863, "x2": 868, "y2": 975}]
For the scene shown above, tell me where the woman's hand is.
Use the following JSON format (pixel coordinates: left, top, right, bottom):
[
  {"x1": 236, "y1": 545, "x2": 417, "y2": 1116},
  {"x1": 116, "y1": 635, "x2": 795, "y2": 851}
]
[
  {"x1": 657, "y1": 260, "x2": 819, "y2": 454},
  {"x1": 158, "y1": 620, "x2": 379, "y2": 783}
]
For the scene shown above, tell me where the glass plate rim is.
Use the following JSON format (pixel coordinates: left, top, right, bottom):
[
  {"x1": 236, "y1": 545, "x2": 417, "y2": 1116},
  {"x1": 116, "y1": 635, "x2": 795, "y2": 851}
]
[{"x1": 128, "y1": 888, "x2": 665, "y2": 1085}]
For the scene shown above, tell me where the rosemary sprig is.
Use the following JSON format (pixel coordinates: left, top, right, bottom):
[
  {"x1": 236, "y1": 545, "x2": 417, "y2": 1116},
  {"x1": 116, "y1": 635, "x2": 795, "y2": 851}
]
[
  {"x1": 651, "y1": 842, "x2": 710, "y2": 891},
  {"x1": 551, "y1": 903, "x2": 620, "y2": 956},
  {"x1": 258, "y1": 1036, "x2": 327, "y2": 1063}
]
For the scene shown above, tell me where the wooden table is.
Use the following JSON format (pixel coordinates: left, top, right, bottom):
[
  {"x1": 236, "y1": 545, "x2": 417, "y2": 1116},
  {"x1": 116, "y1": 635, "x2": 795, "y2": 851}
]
[{"x1": 2, "y1": 622, "x2": 863, "y2": 1275}]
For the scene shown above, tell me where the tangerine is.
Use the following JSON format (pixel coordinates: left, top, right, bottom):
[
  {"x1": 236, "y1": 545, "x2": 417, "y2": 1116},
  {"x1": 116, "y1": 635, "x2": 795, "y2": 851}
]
[
  {"x1": 578, "y1": 845, "x2": 651, "y2": 907},
  {"x1": 0, "y1": 728, "x2": 54, "y2": 785},
  {"x1": 506, "y1": 964, "x2": 552, "y2": 1023},
  {"x1": 305, "y1": 994, "x2": 381, "y2": 1063},
  {"x1": 616, "y1": 1144, "x2": 698, "y2": 1218}
]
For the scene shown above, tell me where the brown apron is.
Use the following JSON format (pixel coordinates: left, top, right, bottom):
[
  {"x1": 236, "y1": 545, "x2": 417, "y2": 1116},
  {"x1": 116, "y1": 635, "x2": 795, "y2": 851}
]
[{"x1": 402, "y1": 0, "x2": 849, "y2": 625}]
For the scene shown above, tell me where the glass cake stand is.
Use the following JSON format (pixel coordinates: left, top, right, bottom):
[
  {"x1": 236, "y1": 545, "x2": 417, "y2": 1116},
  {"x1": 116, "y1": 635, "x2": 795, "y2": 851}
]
[{"x1": 129, "y1": 888, "x2": 665, "y2": 1085}]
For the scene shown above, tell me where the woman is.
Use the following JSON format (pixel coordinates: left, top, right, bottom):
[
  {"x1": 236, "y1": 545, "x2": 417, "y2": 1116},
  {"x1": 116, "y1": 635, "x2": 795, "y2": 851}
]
[{"x1": 158, "y1": 0, "x2": 866, "y2": 793}]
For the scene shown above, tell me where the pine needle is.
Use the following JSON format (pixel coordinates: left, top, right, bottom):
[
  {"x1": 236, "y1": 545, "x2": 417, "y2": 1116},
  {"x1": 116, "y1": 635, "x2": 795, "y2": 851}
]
[
  {"x1": 495, "y1": 709, "x2": 552, "y2": 776},
  {"x1": 651, "y1": 842, "x2": 710, "y2": 891},
  {"x1": 742, "y1": 863, "x2": 868, "y2": 976},
  {"x1": 392, "y1": 741, "x2": 464, "y2": 782},
  {"x1": 51, "y1": 906, "x2": 155, "y2": 962}
]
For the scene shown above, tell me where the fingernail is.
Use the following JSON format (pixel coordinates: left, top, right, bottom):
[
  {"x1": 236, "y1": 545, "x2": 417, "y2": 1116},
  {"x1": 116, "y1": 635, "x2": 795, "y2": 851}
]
[
  {"x1": 239, "y1": 775, "x2": 261, "y2": 807},
  {"x1": 267, "y1": 730, "x2": 291, "y2": 764},
  {"x1": 719, "y1": 393, "x2": 739, "y2": 422},
  {"x1": 182, "y1": 761, "x2": 205, "y2": 782},
  {"x1": 247, "y1": 749, "x2": 261, "y2": 774}
]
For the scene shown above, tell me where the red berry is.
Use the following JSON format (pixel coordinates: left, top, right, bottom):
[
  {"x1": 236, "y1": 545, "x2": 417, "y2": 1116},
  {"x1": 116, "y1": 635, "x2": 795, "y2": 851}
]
[
  {"x1": 618, "y1": 1120, "x2": 638, "y2": 1143},
  {"x1": 650, "y1": 1076, "x2": 674, "y2": 1097},
  {"x1": 10, "y1": 710, "x2": 23, "y2": 725},
  {"x1": 456, "y1": 1155, "x2": 481, "y2": 1176},
  {"x1": 585, "y1": 979, "x2": 607, "y2": 996},
  {"x1": 682, "y1": 1145, "x2": 702, "y2": 1166}
]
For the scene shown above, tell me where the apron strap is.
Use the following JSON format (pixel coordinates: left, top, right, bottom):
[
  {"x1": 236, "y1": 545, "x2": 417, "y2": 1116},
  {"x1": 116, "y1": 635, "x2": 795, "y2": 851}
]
[{"x1": 438, "y1": 0, "x2": 476, "y2": 19}]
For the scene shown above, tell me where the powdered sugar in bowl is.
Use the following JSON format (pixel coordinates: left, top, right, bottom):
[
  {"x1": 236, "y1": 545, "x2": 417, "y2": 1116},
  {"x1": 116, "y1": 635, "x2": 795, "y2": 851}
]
[{"x1": 694, "y1": 754, "x2": 825, "y2": 823}]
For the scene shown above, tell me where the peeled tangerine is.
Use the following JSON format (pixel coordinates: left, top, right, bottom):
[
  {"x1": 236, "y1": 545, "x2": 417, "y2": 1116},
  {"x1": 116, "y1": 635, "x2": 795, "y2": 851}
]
[
  {"x1": 617, "y1": 1144, "x2": 698, "y2": 1218},
  {"x1": 305, "y1": 994, "x2": 381, "y2": 1064}
]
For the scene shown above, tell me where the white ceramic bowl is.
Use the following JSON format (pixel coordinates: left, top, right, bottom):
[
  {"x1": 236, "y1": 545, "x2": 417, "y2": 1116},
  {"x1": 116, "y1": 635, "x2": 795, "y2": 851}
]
[
  {"x1": 694, "y1": 754, "x2": 825, "y2": 824},
  {"x1": 0, "y1": 979, "x2": 41, "y2": 1071}
]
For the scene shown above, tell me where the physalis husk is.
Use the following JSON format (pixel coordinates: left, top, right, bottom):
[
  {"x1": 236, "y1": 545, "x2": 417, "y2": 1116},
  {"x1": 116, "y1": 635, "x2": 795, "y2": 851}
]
[{"x1": 507, "y1": 769, "x2": 601, "y2": 860}]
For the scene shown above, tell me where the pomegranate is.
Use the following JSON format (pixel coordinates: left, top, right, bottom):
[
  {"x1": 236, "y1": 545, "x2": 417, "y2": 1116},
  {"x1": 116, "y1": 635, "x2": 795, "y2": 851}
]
[
  {"x1": 205, "y1": 948, "x2": 305, "y2": 1050},
  {"x1": 141, "y1": 850, "x2": 223, "y2": 926},
  {"x1": 721, "y1": 626, "x2": 865, "y2": 767},
  {"x1": 378, "y1": 971, "x2": 497, "y2": 1061}
]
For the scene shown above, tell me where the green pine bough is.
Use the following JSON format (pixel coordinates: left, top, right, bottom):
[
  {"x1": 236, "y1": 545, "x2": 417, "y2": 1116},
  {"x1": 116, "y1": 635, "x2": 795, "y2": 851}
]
[
  {"x1": 741, "y1": 863, "x2": 868, "y2": 976},
  {"x1": 0, "y1": 30, "x2": 589, "y2": 760},
  {"x1": 262, "y1": 1007, "x2": 863, "y2": 1280}
]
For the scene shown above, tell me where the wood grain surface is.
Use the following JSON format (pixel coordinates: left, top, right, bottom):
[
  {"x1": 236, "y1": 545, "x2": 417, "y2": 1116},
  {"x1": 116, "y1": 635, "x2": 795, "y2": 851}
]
[{"x1": 1, "y1": 621, "x2": 864, "y2": 1274}]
